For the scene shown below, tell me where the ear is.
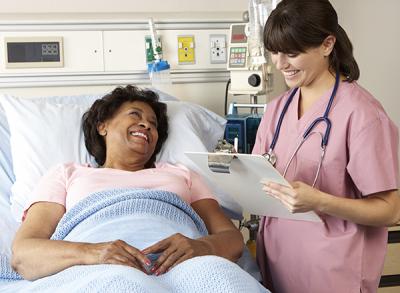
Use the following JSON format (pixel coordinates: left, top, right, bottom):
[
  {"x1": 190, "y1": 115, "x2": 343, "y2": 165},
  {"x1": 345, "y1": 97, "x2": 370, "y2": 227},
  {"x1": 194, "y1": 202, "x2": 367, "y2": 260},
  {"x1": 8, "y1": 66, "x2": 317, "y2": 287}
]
[
  {"x1": 322, "y1": 35, "x2": 336, "y2": 57},
  {"x1": 97, "y1": 122, "x2": 107, "y2": 136}
]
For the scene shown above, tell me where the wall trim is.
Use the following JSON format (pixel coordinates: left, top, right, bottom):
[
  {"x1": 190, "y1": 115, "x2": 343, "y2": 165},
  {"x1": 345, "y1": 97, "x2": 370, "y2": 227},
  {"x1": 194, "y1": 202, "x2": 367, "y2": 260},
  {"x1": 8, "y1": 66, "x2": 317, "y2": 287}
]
[
  {"x1": 0, "y1": 70, "x2": 230, "y2": 88},
  {"x1": 0, "y1": 19, "x2": 242, "y2": 32}
]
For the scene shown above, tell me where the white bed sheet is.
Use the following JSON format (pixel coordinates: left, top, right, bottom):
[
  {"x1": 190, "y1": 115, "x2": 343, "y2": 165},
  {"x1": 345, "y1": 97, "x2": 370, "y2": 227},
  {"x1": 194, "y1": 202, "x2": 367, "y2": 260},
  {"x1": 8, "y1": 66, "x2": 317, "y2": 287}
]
[
  {"x1": 0, "y1": 200, "x2": 260, "y2": 282},
  {"x1": 0, "y1": 199, "x2": 18, "y2": 256}
]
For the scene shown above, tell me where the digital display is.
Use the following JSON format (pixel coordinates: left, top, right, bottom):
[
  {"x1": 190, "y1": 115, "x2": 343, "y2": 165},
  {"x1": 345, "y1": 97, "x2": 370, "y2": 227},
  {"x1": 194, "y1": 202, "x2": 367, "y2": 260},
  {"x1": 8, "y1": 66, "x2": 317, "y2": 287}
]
[
  {"x1": 41, "y1": 43, "x2": 59, "y2": 56},
  {"x1": 5, "y1": 37, "x2": 64, "y2": 68},
  {"x1": 232, "y1": 34, "x2": 247, "y2": 42},
  {"x1": 231, "y1": 24, "x2": 247, "y2": 44},
  {"x1": 7, "y1": 42, "x2": 60, "y2": 63}
]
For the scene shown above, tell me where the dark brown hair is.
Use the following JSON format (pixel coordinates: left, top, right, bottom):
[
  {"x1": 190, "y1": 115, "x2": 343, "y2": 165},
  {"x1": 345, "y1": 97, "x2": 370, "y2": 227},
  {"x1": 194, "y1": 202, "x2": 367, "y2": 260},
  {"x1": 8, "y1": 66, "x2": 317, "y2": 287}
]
[
  {"x1": 82, "y1": 85, "x2": 168, "y2": 168},
  {"x1": 264, "y1": 0, "x2": 359, "y2": 81}
]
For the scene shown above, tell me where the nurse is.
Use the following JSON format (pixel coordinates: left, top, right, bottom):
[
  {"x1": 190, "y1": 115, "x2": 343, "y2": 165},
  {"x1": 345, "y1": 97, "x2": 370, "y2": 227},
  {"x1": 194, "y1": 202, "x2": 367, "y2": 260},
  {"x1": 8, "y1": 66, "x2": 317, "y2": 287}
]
[{"x1": 253, "y1": 0, "x2": 400, "y2": 292}]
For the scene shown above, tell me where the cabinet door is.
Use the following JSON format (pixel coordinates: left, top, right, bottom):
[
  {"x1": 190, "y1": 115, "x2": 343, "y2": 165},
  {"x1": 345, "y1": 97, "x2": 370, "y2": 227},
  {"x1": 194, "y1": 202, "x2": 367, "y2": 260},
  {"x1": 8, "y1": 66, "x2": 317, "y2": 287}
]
[
  {"x1": 103, "y1": 31, "x2": 147, "y2": 72},
  {"x1": 64, "y1": 31, "x2": 104, "y2": 72},
  {"x1": 0, "y1": 31, "x2": 104, "y2": 73}
]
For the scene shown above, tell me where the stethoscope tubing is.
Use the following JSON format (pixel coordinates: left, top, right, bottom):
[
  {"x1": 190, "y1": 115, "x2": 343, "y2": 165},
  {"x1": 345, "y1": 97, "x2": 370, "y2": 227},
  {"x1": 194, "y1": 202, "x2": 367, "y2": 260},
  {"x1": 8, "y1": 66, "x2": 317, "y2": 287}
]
[
  {"x1": 282, "y1": 132, "x2": 326, "y2": 187},
  {"x1": 270, "y1": 71, "x2": 339, "y2": 153},
  {"x1": 264, "y1": 71, "x2": 340, "y2": 186}
]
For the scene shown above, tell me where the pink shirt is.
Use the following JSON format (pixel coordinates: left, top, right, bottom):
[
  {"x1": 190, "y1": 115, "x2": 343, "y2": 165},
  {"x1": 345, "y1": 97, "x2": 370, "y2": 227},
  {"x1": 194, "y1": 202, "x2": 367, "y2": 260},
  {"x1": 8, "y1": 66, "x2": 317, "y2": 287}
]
[
  {"x1": 26, "y1": 162, "x2": 216, "y2": 215},
  {"x1": 253, "y1": 81, "x2": 399, "y2": 293}
]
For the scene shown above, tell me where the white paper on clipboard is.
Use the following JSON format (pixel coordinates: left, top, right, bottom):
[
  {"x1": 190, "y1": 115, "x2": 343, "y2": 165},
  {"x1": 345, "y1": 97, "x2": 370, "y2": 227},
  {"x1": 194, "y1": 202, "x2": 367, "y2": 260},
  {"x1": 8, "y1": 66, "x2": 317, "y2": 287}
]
[{"x1": 185, "y1": 152, "x2": 321, "y2": 222}]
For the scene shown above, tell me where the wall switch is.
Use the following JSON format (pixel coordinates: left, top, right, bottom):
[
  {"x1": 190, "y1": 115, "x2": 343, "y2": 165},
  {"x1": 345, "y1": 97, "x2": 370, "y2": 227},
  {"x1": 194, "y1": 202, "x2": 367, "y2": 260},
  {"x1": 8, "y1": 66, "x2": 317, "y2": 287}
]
[
  {"x1": 210, "y1": 34, "x2": 227, "y2": 64},
  {"x1": 177, "y1": 35, "x2": 195, "y2": 64}
]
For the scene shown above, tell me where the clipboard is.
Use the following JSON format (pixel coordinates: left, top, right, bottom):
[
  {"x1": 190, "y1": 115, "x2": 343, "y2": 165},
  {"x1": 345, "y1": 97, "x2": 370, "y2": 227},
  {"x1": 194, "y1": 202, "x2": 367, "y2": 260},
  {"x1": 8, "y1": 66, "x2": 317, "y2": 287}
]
[{"x1": 185, "y1": 152, "x2": 321, "y2": 222}]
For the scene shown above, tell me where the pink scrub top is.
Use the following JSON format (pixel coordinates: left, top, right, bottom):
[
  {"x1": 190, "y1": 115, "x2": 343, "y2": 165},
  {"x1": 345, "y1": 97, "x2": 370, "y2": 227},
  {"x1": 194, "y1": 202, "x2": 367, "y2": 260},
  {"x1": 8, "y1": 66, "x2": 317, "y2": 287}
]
[{"x1": 253, "y1": 81, "x2": 399, "y2": 293}]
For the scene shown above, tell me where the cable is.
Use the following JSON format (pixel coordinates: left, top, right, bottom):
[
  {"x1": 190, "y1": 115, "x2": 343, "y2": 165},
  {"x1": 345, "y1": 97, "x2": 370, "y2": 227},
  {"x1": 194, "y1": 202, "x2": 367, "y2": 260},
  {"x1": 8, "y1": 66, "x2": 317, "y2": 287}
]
[{"x1": 224, "y1": 78, "x2": 231, "y2": 116}]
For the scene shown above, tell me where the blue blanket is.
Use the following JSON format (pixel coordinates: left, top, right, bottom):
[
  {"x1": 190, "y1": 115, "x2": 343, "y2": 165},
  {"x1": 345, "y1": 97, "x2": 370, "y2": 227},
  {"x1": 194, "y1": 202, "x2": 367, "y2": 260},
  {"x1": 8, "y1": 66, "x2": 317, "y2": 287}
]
[{"x1": 0, "y1": 188, "x2": 269, "y2": 292}]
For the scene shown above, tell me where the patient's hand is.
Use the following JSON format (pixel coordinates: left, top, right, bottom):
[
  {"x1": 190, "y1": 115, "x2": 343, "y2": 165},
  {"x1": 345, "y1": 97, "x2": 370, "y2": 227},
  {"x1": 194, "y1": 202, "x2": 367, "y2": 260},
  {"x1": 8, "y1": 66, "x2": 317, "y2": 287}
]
[
  {"x1": 141, "y1": 233, "x2": 212, "y2": 275},
  {"x1": 91, "y1": 239, "x2": 151, "y2": 273}
]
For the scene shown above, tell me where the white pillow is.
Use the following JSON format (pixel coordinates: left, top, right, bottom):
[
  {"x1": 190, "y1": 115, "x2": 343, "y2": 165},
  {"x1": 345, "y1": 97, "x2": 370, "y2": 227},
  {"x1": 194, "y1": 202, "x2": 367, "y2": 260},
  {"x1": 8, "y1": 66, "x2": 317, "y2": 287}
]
[
  {"x1": 157, "y1": 101, "x2": 242, "y2": 218},
  {"x1": 0, "y1": 94, "x2": 236, "y2": 221},
  {"x1": 0, "y1": 95, "x2": 99, "y2": 220}
]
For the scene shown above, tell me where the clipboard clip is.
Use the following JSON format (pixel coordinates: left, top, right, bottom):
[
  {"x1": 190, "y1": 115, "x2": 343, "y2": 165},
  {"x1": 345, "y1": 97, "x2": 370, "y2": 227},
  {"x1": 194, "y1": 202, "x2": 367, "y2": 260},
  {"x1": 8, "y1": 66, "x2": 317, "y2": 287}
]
[{"x1": 208, "y1": 139, "x2": 237, "y2": 173}]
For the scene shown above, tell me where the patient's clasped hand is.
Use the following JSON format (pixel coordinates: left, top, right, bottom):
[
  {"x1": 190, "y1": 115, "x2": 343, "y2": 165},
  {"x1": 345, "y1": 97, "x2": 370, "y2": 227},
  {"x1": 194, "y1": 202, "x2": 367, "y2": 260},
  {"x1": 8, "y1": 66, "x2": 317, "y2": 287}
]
[{"x1": 6, "y1": 85, "x2": 269, "y2": 292}]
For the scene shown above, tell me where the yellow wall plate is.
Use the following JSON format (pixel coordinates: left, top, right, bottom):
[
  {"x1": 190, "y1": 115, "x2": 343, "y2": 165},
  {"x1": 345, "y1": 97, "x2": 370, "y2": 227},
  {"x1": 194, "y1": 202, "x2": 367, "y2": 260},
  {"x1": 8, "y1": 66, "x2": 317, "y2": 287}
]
[{"x1": 177, "y1": 35, "x2": 195, "y2": 64}]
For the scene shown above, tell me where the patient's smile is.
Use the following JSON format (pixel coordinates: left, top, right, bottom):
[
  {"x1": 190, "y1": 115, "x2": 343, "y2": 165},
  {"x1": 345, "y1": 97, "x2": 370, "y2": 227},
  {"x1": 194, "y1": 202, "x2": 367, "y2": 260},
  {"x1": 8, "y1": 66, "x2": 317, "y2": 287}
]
[{"x1": 129, "y1": 131, "x2": 149, "y2": 142}]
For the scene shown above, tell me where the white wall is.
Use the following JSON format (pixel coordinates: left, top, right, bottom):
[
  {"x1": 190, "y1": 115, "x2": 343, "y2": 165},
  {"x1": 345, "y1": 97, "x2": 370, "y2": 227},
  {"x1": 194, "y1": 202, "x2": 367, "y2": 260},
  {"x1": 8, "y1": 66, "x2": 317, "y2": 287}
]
[
  {"x1": 331, "y1": 0, "x2": 400, "y2": 128},
  {"x1": 331, "y1": 0, "x2": 400, "y2": 171},
  {"x1": 0, "y1": 0, "x2": 248, "y2": 13}
]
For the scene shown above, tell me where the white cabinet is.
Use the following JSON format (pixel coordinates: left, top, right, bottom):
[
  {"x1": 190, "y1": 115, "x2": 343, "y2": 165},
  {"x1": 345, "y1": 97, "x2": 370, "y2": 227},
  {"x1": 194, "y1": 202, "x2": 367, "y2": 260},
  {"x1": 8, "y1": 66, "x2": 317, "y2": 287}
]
[
  {"x1": 103, "y1": 31, "x2": 147, "y2": 72},
  {"x1": 63, "y1": 31, "x2": 104, "y2": 72}
]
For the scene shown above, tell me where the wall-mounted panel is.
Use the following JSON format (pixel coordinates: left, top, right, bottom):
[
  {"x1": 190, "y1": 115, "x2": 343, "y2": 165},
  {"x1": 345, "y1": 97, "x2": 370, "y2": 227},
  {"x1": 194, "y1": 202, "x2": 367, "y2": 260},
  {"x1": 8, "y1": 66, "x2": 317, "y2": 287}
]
[
  {"x1": 0, "y1": 31, "x2": 103, "y2": 73},
  {"x1": 102, "y1": 29, "x2": 230, "y2": 72},
  {"x1": 161, "y1": 29, "x2": 229, "y2": 70},
  {"x1": 103, "y1": 30, "x2": 147, "y2": 72}
]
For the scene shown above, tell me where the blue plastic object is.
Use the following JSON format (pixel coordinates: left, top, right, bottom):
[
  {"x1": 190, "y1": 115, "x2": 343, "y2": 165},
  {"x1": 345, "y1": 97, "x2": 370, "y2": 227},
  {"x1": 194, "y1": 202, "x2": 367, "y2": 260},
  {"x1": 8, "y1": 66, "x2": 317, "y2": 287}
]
[{"x1": 147, "y1": 60, "x2": 170, "y2": 73}]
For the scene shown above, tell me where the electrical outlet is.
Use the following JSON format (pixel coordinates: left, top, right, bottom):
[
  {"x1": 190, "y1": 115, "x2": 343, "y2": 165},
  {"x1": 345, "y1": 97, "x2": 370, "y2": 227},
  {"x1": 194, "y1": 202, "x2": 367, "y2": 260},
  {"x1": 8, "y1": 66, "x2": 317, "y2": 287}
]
[
  {"x1": 177, "y1": 35, "x2": 195, "y2": 64},
  {"x1": 210, "y1": 34, "x2": 227, "y2": 64},
  {"x1": 145, "y1": 35, "x2": 162, "y2": 63}
]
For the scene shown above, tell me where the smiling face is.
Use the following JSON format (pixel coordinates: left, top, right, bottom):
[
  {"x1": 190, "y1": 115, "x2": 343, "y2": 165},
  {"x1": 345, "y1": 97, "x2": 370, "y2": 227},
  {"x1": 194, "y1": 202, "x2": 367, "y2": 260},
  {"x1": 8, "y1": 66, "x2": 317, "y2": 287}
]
[
  {"x1": 270, "y1": 36, "x2": 336, "y2": 90},
  {"x1": 97, "y1": 101, "x2": 159, "y2": 169}
]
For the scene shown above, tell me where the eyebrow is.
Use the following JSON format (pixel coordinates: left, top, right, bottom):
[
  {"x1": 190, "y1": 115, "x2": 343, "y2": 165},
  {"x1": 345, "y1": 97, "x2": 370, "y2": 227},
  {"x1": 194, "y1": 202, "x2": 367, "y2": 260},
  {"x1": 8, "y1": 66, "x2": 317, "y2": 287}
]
[{"x1": 129, "y1": 106, "x2": 157, "y2": 123}]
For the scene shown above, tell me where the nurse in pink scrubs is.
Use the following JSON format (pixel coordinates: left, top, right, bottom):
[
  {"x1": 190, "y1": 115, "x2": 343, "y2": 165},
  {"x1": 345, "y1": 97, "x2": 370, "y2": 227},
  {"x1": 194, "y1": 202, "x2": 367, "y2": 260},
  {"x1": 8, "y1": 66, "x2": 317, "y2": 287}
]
[{"x1": 253, "y1": 0, "x2": 400, "y2": 292}]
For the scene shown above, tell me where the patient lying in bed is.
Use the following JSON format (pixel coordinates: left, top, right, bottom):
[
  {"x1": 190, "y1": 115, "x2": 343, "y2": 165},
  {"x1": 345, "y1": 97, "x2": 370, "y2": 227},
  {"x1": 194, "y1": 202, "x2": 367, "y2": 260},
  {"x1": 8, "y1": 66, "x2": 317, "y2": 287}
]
[{"x1": 6, "y1": 85, "x2": 268, "y2": 292}]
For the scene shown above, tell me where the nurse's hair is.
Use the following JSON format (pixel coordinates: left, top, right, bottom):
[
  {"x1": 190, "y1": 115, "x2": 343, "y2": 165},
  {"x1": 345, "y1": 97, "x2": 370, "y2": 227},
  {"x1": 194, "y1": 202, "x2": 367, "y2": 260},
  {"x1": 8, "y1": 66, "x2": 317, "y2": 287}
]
[
  {"x1": 82, "y1": 85, "x2": 169, "y2": 168},
  {"x1": 264, "y1": 0, "x2": 359, "y2": 81}
]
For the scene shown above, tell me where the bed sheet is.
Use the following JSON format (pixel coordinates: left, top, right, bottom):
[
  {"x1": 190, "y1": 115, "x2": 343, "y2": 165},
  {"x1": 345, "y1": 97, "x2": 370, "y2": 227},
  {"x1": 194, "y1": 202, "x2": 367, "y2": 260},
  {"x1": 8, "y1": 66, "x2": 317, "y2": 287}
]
[
  {"x1": 0, "y1": 197, "x2": 260, "y2": 282},
  {"x1": 0, "y1": 200, "x2": 18, "y2": 256}
]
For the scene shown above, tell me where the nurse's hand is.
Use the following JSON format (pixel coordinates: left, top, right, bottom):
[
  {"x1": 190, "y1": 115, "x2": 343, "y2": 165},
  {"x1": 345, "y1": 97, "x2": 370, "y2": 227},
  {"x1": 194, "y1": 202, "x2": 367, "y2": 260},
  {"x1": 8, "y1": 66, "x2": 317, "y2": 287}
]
[{"x1": 261, "y1": 180, "x2": 324, "y2": 213}]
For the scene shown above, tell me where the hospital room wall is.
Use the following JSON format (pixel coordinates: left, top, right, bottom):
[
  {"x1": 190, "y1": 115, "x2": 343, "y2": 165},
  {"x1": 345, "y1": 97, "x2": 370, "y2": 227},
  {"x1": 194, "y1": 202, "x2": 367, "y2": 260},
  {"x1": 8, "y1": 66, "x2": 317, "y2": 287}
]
[
  {"x1": 0, "y1": 0, "x2": 287, "y2": 117},
  {"x1": 1, "y1": 0, "x2": 398, "y2": 130},
  {"x1": 331, "y1": 0, "x2": 400, "y2": 166},
  {"x1": 0, "y1": 0, "x2": 247, "y2": 13}
]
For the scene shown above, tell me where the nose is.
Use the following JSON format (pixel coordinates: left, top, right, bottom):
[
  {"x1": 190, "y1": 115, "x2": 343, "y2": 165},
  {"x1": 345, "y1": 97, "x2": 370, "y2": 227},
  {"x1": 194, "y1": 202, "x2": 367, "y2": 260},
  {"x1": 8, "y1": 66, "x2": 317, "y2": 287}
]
[
  {"x1": 272, "y1": 53, "x2": 289, "y2": 70},
  {"x1": 138, "y1": 120, "x2": 151, "y2": 130}
]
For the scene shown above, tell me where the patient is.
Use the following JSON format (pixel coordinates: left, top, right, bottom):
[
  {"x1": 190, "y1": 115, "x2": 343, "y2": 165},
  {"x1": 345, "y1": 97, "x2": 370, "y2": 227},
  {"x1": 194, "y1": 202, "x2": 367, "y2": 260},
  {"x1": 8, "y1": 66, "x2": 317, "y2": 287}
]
[{"x1": 10, "y1": 85, "x2": 267, "y2": 292}]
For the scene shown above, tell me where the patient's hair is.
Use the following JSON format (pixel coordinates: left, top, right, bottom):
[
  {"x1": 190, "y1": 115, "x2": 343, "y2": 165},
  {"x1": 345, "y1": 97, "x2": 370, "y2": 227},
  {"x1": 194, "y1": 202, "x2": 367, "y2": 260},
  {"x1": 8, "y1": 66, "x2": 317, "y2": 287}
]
[
  {"x1": 264, "y1": 0, "x2": 359, "y2": 81},
  {"x1": 82, "y1": 85, "x2": 168, "y2": 168}
]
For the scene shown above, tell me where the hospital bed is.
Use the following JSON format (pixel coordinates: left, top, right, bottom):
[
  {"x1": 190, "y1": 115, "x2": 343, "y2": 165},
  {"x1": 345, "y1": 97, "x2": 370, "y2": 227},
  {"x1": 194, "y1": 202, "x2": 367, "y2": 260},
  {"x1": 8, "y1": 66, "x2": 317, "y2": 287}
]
[{"x1": 0, "y1": 88, "x2": 263, "y2": 291}]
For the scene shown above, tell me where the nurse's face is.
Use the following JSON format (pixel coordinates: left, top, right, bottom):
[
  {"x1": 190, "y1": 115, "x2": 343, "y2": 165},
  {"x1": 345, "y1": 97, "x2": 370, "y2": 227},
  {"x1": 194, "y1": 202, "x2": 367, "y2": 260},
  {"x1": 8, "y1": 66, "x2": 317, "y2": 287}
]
[{"x1": 270, "y1": 36, "x2": 336, "y2": 89}]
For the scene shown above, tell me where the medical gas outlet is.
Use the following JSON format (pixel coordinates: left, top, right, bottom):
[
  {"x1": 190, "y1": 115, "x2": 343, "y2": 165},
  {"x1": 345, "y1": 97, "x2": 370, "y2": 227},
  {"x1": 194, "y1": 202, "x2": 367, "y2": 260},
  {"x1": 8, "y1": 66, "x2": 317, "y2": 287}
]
[
  {"x1": 178, "y1": 35, "x2": 195, "y2": 64},
  {"x1": 210, "y1": 34, "x2": 227, "y2": 64}
]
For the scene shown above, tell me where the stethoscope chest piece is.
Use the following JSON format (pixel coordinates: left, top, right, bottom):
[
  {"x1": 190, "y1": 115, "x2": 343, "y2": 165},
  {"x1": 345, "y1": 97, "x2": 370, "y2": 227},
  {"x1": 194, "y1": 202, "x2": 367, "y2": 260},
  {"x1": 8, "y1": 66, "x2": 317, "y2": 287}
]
[{"x1": 263, "y1": 149, "x2": 277, "y2": 166}]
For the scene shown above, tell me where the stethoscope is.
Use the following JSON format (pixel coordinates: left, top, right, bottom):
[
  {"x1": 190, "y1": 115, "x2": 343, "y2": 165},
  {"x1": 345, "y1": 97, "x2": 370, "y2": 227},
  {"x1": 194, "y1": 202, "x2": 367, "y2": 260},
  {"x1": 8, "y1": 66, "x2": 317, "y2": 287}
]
[{"x1": 263, "y1": 72, "x2": 340, "y2": 187}]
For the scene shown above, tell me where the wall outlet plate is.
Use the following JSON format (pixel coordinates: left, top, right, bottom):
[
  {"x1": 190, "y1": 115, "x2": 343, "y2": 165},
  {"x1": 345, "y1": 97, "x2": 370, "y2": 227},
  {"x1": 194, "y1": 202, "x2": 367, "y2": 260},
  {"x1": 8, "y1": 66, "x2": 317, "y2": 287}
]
[
  {"x1": 210, "y1": 34, "x2": 227, "y2": 64},
  {"x1": 177, "y1": 35, "x2": 195, "y2": 64}
]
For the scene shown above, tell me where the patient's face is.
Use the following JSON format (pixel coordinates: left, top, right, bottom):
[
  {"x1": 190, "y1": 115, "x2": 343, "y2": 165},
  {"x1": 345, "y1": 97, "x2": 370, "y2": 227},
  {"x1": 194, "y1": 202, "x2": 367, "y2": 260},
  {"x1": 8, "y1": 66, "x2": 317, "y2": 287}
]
[{"x1": 101, "y1": 101, "x2": 159, "y2": 166}]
